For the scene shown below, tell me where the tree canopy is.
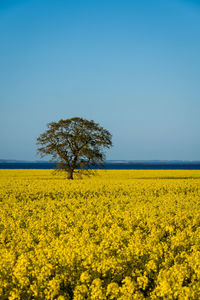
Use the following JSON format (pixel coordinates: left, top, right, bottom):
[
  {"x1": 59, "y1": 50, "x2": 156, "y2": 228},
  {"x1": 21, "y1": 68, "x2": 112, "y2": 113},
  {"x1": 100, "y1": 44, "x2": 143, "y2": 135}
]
[{"x1": 36, "y1": 117, "x2": 112, "y2": 179}]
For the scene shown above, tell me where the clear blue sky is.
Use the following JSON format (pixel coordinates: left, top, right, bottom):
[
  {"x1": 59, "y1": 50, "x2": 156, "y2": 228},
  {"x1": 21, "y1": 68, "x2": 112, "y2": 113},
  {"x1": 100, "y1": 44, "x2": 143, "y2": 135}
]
[{"x1": 0, "y1": 0, "x2": 200, "y2": 161}]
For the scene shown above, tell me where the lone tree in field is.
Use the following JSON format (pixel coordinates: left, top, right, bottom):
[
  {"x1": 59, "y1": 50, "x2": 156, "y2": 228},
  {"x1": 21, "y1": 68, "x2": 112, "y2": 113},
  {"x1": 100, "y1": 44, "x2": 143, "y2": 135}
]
[{"x1": 36, "y1": 117, "x2": 112, "y2": 179}]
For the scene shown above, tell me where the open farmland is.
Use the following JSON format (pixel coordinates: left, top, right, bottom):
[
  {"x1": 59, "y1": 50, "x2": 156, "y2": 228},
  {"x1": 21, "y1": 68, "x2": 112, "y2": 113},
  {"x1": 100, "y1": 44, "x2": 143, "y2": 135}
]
[{"x1": 1, "y1": 170, "x2": 200, "y2": 299}]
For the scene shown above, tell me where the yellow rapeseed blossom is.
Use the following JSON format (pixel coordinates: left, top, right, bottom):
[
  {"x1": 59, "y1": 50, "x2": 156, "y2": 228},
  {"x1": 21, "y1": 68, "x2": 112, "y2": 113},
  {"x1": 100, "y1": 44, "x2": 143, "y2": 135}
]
[{"x1": 0, "y1": 169, "x2": 200, "y2": 298}]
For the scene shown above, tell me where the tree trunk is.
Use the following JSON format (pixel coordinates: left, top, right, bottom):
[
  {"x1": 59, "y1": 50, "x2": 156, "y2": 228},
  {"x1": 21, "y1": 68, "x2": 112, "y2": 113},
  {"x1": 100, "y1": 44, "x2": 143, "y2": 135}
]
[{"x1": 67, "y1": 169, "x2": 73, "y2": 179}]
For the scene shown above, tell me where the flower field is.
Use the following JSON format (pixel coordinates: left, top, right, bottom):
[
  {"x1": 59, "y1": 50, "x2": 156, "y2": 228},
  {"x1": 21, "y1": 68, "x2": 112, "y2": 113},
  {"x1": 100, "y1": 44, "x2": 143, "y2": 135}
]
[{"x1": 1, "y1": 169, "x2": 200, "y2": 299}]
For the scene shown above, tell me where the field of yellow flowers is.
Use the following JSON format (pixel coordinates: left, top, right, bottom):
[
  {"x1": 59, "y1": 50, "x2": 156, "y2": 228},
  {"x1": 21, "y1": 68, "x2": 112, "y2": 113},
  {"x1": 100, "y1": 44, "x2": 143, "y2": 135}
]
[{"x1": 1, "y1": 169, "x2": 200, "y2": 299}]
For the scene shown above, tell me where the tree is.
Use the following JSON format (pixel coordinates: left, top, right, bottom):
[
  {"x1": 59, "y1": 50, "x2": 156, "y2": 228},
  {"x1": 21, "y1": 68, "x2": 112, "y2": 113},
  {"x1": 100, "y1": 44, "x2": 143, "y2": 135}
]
[{"x1": 36, "y1": 117, "x2": 112, "y2": 179}]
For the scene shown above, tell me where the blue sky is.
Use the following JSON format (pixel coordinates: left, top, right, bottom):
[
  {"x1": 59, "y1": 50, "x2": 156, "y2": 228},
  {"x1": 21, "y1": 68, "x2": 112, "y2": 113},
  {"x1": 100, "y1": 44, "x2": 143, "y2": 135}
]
[{"x1": 0, "y1": 0, "x2": 200, "y2": 160}]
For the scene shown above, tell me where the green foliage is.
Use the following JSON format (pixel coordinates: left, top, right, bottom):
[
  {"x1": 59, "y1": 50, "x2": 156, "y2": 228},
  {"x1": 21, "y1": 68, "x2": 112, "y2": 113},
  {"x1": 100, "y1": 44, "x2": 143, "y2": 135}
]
[{"x1": 36, "y1": 117, "x2": 112, "y2": 179}]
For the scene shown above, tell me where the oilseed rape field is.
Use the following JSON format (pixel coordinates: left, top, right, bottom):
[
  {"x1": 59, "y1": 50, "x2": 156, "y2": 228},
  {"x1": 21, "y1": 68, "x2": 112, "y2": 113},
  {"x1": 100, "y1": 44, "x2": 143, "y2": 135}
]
[{"x1": 1, "y1": 170, "x2": 200, "y2": 299}]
